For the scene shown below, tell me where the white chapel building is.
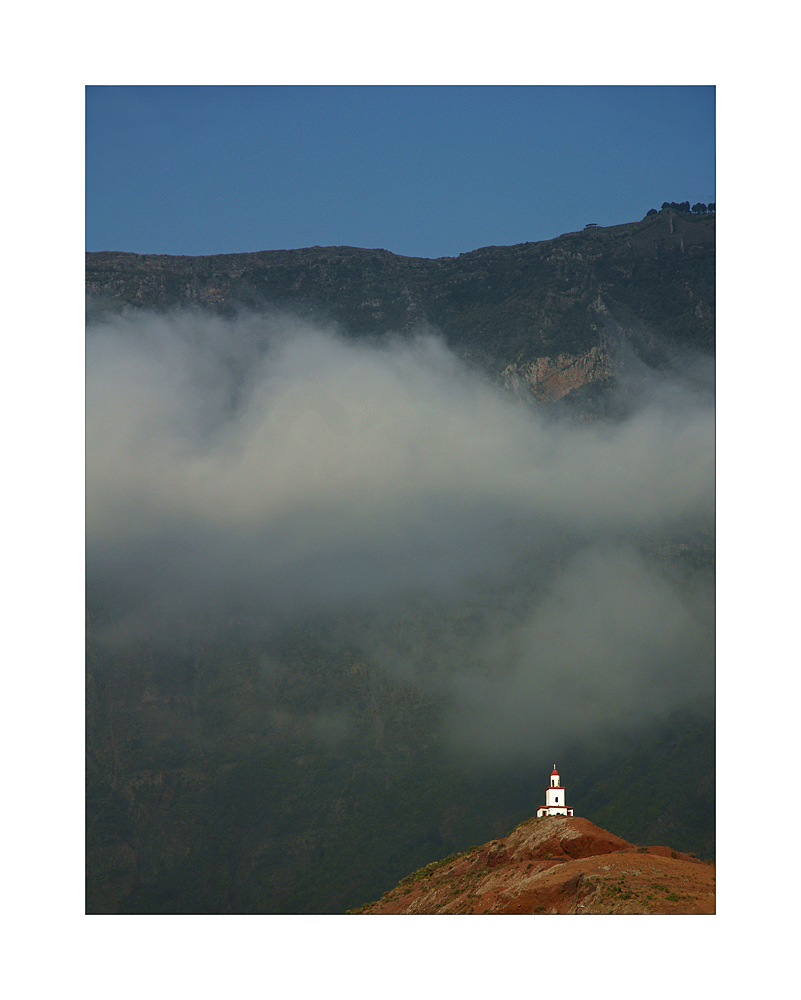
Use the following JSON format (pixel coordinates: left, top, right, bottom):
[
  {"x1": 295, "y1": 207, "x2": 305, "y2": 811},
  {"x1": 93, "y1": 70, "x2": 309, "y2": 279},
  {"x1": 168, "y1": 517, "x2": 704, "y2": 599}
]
[{"x1": 536, "y1": 764, "x2": 574, "y2": 818}]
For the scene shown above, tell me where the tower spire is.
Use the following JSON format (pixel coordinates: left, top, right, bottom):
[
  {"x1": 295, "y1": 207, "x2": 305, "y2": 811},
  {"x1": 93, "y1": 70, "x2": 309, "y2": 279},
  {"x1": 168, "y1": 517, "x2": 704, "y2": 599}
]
[{"x1": 537, "y1": 763, "x2": 573, "y2": 818}]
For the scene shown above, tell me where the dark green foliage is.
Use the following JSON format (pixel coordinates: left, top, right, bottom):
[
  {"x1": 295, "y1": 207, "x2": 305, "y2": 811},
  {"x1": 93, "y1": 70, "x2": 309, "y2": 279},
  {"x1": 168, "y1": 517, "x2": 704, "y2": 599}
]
[{"x1": 662, "y1": 200, "x2": 713, "y2": 215}]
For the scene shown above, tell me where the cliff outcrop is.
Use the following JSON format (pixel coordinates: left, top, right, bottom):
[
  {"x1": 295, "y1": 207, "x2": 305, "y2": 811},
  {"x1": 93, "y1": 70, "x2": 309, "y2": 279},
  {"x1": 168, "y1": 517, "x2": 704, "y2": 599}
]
[{"x1": 501, "y1": 345, "x2": 615, "y2": 402}]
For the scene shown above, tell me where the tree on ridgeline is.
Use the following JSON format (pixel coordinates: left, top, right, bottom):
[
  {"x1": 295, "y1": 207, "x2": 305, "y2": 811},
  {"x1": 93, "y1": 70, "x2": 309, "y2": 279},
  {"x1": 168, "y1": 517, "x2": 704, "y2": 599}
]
[{"x1": 660, "y1": 200, "x2": 713, "y2": 214}]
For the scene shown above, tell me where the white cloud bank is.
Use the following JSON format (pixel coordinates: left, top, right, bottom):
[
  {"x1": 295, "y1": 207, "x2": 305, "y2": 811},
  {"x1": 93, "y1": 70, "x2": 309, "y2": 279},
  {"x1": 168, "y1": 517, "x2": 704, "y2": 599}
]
[{"x1": 86, "y1": 307, "x2": 714, "y2": 754}]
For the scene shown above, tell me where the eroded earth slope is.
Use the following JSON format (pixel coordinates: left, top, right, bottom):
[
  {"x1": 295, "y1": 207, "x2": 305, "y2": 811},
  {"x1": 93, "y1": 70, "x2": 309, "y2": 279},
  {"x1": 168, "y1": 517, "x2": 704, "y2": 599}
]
[{"x1": 355, "y1": 815, "x2": 714, "y2": 914}]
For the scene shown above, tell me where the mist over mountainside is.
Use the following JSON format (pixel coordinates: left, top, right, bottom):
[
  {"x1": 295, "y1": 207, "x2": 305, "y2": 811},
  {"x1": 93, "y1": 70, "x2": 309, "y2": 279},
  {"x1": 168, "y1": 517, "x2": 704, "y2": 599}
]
[{"x1": 86, "y1": 209, "x2": 714, "y2": 913}]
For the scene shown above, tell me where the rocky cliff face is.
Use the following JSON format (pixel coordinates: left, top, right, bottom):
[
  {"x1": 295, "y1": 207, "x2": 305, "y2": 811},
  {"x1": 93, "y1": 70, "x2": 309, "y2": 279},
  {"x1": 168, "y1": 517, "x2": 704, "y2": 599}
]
[
  {"x1": 86, "y1": 208, "x2": 714, "y2": 409},
  {"x1": 501, "y1": 345, "x2": 615, "y2": 402},
  {"x1": 354, "y1": 815, "x2": 714, "y2": 915}
]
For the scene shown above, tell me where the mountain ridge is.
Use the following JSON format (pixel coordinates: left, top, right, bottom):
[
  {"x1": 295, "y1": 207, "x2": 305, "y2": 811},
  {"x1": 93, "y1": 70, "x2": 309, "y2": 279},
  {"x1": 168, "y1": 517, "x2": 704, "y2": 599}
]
[{"x1": 86, "y1": 208, "x2": 714, "y2": 404}]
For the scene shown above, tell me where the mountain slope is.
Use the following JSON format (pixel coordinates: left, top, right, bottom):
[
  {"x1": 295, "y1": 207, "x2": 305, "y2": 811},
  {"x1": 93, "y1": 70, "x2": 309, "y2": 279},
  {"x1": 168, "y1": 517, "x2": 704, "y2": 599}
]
[
  {"x1": 85, "y1": 209, "x2": 715, "y2": 914},
  {"x1": 354, "y1": 815, "x2": 715, "y2": 914},
  {"x1": 86, "y1": 208, "x2": 714, "y2": 399}
]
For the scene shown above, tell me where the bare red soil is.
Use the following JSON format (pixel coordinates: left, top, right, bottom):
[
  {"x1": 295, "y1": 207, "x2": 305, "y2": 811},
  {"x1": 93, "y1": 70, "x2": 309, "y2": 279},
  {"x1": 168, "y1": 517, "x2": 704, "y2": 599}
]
[{"x1": 354, "y1": 816, "x2": 714, "y2": 915}]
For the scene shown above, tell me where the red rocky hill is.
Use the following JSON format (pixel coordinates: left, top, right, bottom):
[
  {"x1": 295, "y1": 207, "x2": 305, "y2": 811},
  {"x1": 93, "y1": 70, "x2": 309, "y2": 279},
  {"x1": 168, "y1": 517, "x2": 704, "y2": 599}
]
[{"x1": 352, "y1": 815, "x2": 714, "y2": 914}]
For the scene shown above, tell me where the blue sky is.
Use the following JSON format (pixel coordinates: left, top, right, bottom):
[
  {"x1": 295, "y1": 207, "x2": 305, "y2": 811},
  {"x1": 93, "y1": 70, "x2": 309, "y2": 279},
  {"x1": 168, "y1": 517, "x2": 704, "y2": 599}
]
[{"x1": 86, "y1": 86, "x2": 714, "y2": 260}]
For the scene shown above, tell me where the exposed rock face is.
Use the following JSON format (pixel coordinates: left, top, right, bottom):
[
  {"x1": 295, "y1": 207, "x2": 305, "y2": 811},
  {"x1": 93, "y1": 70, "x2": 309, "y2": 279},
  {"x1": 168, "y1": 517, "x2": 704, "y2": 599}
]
[
  {"x1": 354, "y1": 815, "x2": 714, "y2": 915},
  {"x1": 501, "y1": 345, "x2": 615, "y2": 402}
]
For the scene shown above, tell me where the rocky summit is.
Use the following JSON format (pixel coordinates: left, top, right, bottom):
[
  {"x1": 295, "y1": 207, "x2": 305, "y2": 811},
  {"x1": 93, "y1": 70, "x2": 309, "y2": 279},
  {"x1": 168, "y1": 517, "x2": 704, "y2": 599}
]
[{"x1": 353, "y1": 815, "x2": 715, "y2": 914}]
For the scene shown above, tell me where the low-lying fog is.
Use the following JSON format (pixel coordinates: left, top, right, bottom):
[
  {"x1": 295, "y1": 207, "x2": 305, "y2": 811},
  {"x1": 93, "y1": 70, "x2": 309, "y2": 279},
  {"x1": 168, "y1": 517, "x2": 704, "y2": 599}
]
[{"x1": 86, "y1": 307, "x2": 714, "y2": 760}]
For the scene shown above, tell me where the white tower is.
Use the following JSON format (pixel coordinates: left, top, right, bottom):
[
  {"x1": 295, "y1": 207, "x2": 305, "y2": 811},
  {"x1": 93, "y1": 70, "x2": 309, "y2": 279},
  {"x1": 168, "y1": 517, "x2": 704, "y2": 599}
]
[{"x1": 536, "y1": 764, "x2": 574, "y2": 818}]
